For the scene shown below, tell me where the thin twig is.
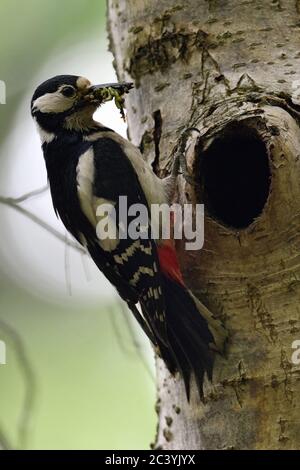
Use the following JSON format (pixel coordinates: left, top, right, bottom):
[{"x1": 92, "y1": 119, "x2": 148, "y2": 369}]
[
  {"x1": 64, "y1": 231, "x2": 72, "y2": 296},
  {"x1": 0, "y1": 188, "x2": 155, "y2": 397},
  {"x1": 110, "y1": 304, "x2": 136, "y2": 357},
  {"x1": 0, "y1": 319, "x2": 36, "y2": 449},
  {"x1": 0, "y1": 425, "x2": 12, "y2": 450},
  {"x1": 6, "y1": 185, "x2": 49, "y2": 204},
  {"x1": 111, "y1": 301, "x2": 155, "y2": 382},
  {"x1": 80, "y1": 251, "x2": 92, "y2": 282},
  {"x1": 0, "y1": 196, "x2": 86, "y2": 254}
]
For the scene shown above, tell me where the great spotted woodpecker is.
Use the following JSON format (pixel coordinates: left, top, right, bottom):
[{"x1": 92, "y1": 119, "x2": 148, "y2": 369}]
[{"x1": 31, "y1": 75, "x2": 226, "y2": 400}]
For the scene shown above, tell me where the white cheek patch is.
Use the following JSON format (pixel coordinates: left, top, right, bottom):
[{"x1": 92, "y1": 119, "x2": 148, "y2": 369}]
[{"x1": 32, "y1": 90, "x2": 74, "y2": 114}]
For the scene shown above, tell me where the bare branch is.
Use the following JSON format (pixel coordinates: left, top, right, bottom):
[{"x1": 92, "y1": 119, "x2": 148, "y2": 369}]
[
  {"x1": 81, "y1": 251, "x2": 92, "y2": 282},
  {"x1": 64, "y1": 231, "x2": 72, "y2": 296},
  {"x1": 0, "y1": 425, "x2": 12, "y2": 450},
  {"x1": 0, "y1": 195, "x2": 86, "y2": 254},
  {"x1": 0, "y1": 319, "x2": 36, "y2": 449},
  {"x1": 6, "y1": 185, "x2": 49, "y2": 204}
]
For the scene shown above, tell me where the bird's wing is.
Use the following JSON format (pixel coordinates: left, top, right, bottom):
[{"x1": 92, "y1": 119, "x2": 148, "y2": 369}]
[{"x1": 76, "y1": 136, "x2": 168, "y2": 344}]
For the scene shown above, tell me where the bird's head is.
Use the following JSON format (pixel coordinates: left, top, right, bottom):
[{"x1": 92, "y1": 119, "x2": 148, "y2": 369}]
[{"x1": 31, "y1": 75, "x2": 132, "y2": 135}]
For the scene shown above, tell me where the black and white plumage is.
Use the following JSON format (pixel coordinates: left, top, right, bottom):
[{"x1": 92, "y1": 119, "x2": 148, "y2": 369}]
[{"x1": 31, "y1": 75, "x2": 226, "y2": 400}]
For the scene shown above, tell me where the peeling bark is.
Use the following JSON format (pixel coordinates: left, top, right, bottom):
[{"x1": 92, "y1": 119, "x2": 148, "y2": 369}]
[{"x1": 107, "y1": 0, "x2": 300, "y2": 449}]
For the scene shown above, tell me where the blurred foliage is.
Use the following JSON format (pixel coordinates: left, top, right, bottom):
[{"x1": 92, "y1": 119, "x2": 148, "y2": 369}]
[{"x1": 0, "y1": 0, "x2": 156, "y2": 450}]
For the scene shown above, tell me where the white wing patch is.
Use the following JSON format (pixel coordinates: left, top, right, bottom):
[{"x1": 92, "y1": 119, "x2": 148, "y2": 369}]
[
  {"x1": 84, "y1": 130, "x2": 167, "y2": 242},
  {"x1": 76, "y1": 147, "x2": 119, "y2": 251},
  {"x1": 76, "y1": 148, "x2": 96, "y2": 226},
  {"x1": 95, "y1": 197, "x2": 119, "y2": 251}
]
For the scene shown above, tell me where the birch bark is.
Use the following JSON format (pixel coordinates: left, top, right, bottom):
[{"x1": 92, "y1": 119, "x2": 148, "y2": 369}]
[{"x1": 107, "y1": 0, "x2": 300, "y2": 449}]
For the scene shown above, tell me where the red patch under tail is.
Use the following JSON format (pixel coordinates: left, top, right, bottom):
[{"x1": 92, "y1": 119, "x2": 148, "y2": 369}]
[{"x1": 157, "y1": 240, "x2": 184, "y2": 286}]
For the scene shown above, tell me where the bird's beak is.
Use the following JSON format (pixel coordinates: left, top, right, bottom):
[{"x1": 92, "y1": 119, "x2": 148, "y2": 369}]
[
  {"x1": 74, "y1": 82, "x2": 133, "y2": 115},
  {"x1": 82, "y1": 82, "x2": 134, "y2": 106},
  {"x1": 89, "y1": 82, "x2": 134, "y2": 95}
]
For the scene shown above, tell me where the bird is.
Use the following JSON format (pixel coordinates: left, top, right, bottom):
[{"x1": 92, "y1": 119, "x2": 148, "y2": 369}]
[{"x1": 31, "y1": 74, "x2": 226, "y2": 400}]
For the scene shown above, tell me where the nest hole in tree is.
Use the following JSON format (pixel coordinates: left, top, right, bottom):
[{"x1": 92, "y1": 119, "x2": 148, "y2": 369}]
[{"x1": 196, "y1": 121, "x2": 271, "y2": 229}]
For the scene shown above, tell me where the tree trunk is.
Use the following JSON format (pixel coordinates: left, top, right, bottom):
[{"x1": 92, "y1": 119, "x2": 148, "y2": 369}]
[{"x1": 107, "y1": 0, "x2": 300, "y2": 450}]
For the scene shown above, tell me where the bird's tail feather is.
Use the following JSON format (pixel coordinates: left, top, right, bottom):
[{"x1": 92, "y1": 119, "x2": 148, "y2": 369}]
[{"x1": 158, "y1": 274, "x2": 227, "y2": 400}]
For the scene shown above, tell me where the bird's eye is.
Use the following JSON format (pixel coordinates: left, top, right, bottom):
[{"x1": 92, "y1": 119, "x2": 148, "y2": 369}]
[{"x1": 61, "y1": 86, "x2": 76, "y2": 98}]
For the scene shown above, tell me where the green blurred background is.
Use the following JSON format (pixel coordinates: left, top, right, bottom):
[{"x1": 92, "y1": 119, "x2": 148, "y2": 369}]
[{"x1": 0, "y1": 0, "x2": 156, "y2": 450}]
